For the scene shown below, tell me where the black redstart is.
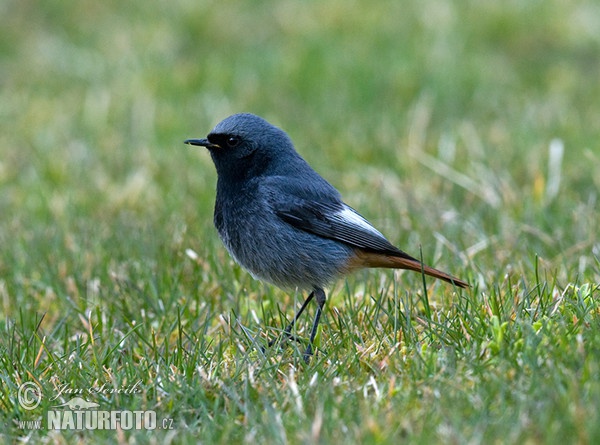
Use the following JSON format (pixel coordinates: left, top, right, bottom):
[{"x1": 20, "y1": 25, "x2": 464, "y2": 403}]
[{"x1": 185, "y1": 113, "x2": 468, "y2": 361}]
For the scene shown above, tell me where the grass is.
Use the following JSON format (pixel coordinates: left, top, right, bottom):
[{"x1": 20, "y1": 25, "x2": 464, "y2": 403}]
[{"x1": 1, "y1": 0, "x2": 600, "y2": 443}]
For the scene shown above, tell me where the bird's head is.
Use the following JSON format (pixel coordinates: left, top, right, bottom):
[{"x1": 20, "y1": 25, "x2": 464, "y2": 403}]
[{"x1": 185, "y1": 113, "x2": 296, "y2": 181}]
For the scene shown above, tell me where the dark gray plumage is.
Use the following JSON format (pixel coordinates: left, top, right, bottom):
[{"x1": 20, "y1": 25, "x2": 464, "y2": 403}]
[{"x1": 185, "y1": 113, "x2": 468, "y2": 361}]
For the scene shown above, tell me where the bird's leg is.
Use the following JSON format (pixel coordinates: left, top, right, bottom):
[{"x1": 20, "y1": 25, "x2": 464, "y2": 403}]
[
  {"x1": 303, "y1": 287, "x2": 326, "y2": 363},
  {"x1": 268, "y1": 290, "x2": 315, "y2": 347}
]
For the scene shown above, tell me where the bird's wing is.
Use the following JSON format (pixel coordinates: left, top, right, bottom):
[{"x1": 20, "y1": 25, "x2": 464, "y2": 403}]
[
  {"x1": 262, "y1": 177, "x2": 470, "y2": 288},
  {"x1": 264, "y1": 178, "x2": 417, "y2": 261}
]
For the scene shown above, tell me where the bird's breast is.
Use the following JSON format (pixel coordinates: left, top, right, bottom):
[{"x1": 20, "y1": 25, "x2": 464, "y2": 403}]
[{"x1": 211, "y1": 191, "x2": 354, "y2": 289}]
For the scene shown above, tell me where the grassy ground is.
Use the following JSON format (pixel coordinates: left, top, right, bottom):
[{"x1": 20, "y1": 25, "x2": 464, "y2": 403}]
[{"x1": 2, "y1": 0, "x2": 600, "y2": 443}]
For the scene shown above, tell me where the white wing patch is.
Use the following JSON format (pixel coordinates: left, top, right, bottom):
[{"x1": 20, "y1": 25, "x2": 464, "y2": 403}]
[{"x1": 337, "y1": 205, "x2": 385, "y2": 238}]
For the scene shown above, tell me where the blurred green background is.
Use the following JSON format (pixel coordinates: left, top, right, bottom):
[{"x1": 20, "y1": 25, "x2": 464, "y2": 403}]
[
  {"x1": 3, "y1": 0, "x2": 599, "y2": 290},
  {"x1": 1, "y1": 0, "x2": 600, "y2": 442}
]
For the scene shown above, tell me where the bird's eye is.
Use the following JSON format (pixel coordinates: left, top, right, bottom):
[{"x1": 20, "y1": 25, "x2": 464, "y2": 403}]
[{"x1": 227, "y1": 136, "x2": 241, "y2": 147}]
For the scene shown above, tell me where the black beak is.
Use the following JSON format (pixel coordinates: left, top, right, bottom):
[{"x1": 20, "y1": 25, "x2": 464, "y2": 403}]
[{"x1": 184, "y1": 138, "x2": 220, "y2": 149}]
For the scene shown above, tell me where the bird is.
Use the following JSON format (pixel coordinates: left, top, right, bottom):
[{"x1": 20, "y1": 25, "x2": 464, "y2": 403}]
[{"x1": 185, "y1": 113, "x2": 469, "y2": 361}]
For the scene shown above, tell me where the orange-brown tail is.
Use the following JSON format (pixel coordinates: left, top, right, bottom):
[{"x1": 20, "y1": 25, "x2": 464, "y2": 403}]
[{"x1": 348, "y1": 250, "x2": 470, "y2": 289}]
